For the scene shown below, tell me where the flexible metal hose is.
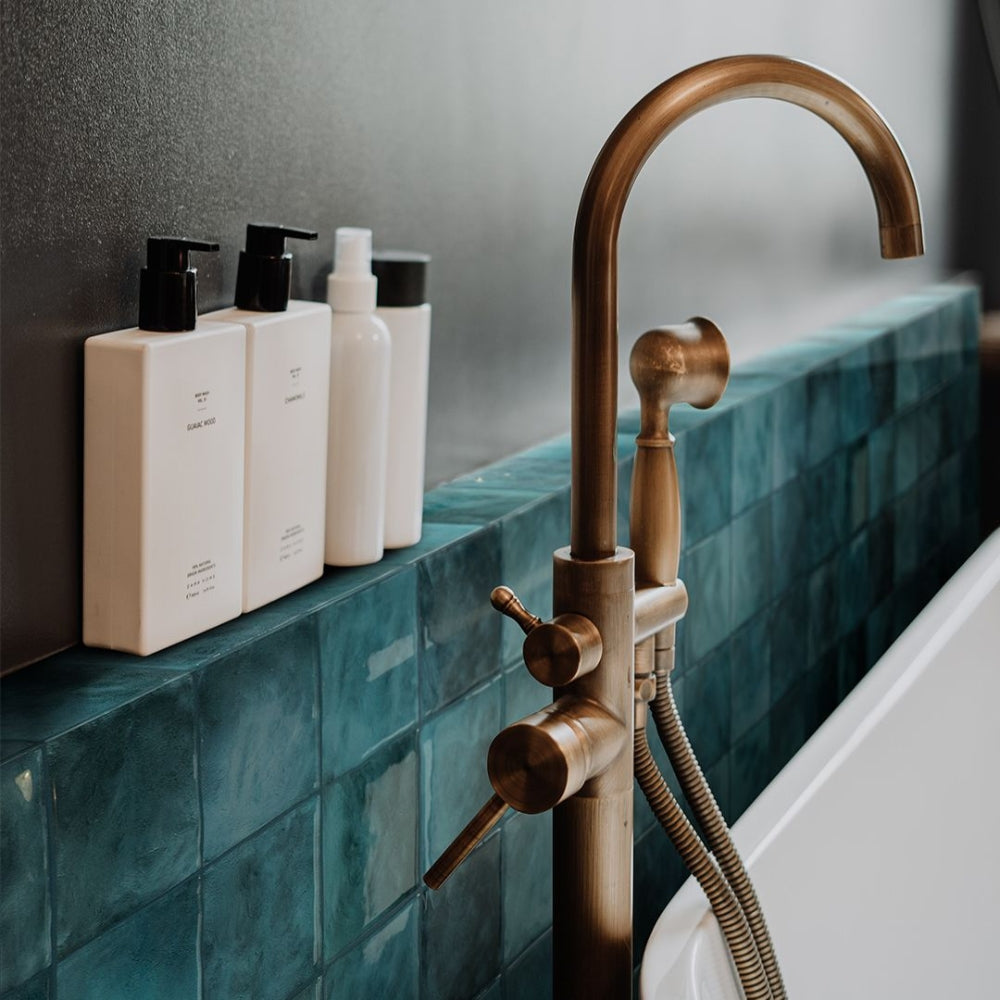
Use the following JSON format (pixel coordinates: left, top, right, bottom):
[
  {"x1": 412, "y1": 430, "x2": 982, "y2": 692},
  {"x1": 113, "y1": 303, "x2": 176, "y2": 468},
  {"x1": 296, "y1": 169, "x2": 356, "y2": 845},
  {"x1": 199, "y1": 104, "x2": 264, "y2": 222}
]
[
  {"x1": 634, "y1": 725, "x2": 773, "y2": 1000},
  {"x1": 651, "y1": 672, "x2": 787, "y2": 1000}
]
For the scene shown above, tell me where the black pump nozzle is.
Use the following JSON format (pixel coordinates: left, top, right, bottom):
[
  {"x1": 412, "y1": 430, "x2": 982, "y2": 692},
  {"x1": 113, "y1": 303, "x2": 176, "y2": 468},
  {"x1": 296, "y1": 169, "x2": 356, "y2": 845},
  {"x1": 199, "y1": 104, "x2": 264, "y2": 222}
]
[
  {"x1": 235, "y1": 222, "x2": 318, "y2": 312},
  {"x1": 139, "y1": 236, "x2": 220, "y2": 332}
]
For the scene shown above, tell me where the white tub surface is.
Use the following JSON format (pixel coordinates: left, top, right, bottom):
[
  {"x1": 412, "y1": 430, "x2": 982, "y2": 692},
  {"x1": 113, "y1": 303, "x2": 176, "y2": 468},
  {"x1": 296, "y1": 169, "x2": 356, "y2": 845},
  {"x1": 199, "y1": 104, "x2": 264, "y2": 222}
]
[{"x1": 641, "y1": 530, "x2": 1000, "y2": 1000}]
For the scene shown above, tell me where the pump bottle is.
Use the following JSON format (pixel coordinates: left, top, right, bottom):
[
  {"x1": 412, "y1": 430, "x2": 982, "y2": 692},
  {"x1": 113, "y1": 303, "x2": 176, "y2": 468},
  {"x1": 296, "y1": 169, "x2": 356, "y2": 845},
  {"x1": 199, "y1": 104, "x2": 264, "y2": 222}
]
[
  {"x1": 83, "y1": 238, "x2": 245, "y2": 654},
  {"x1": 325, "y1": 228, "x2": 391, "y2": 566},
  {"x1": 206, "y1": 223, "x2": 332, "y2": 611}
]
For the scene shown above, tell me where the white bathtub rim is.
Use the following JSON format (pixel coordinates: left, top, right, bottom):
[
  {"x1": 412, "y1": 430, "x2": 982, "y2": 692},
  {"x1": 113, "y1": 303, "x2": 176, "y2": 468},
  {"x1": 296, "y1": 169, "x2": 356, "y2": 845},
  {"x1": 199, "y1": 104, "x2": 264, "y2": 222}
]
[{"x1": 639, "y1": 528, "x2": 1000, "y2": 1000}]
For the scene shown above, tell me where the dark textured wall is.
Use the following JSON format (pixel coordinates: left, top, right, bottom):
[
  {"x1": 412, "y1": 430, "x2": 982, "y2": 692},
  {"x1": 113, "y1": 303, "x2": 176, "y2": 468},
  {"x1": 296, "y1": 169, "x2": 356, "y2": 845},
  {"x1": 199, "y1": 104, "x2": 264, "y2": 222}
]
[{"x1": 1, "y1": 1, "x2": 954, "y2": 669}]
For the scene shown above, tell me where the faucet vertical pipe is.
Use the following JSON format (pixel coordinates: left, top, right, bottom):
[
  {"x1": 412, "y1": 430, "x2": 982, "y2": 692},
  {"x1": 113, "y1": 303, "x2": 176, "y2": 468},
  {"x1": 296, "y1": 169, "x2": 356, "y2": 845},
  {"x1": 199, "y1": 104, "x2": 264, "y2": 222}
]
[{"x1": 570, "y1": 54, "x2": 923, "y2": 560}]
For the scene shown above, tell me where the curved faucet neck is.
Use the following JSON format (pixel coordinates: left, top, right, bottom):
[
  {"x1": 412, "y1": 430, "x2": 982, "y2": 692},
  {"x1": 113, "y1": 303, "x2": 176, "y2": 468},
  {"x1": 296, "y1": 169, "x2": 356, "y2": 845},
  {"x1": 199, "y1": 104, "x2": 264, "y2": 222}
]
[{"x1": 569, "y1": 54, "x2": 923, "y2": 560}]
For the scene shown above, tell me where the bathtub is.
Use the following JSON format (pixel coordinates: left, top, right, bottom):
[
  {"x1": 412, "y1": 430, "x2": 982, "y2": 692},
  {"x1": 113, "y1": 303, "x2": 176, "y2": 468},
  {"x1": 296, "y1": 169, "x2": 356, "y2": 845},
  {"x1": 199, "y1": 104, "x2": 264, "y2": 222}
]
[{"x1": 640, "y1": 530, "x2": 1000, "y2": 1000}]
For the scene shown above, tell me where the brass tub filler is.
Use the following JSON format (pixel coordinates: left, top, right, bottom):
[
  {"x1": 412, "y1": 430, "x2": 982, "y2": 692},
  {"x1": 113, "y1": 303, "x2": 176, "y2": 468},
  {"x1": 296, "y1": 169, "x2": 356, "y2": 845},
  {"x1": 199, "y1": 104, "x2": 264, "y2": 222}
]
[{"x1": 424, "y1": 55, "x2": 923, "y2": 1000}]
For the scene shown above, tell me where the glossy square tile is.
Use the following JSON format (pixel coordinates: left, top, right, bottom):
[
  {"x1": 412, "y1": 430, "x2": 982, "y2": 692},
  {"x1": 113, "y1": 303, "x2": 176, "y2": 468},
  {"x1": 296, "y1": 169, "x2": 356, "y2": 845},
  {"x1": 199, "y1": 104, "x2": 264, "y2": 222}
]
[
  {"x1": 318, "y1": 569, "x2": 418, "y2": 779},
  {"x1": 0, "y1": 971, "x2": 49, "y2": 1000},
  {"x1": 838, "y1": 343, "x2": 873, "y2": 446},
  {"x1": 806, "y1": 362, "x2": 840, "y2": 467},
  {"x1": 202, "y1": 798, "x2": 318, "y2": 1000},
  {"x1": 682, "y1": 644, "x2": 732, "y2": 769},
  {"x1": 198, "y1": 618, "x2": 319, "y2": 861},
  {"x1": 325, "y1": 901, "x2": 418, "y2": 1000},
  {"x1": 48, "y1": 677, "x2": 198, "y2": 956},
  {"x1": 807, "y1": 558, "x2": 839, "y2": 663},
  {"x1": 504, "y1": 662, "x2": 549, "y2": 728},
  {"x1": 730, "y1": 500, "x2": 771, "y2": 630},
  {"x1": 769, "y1": 585, "x2": 809, "y2": 703},
  {"x1": 893, "y1": 487, "x2": 921, "y2": 584},
  {"x1": 680, "y1": 413, "x2": 733, "y2": 547},
  {"x1": 769, "y1": 681, "x2": 807, "y2": 773},
  {"x1": 421, "y1": 830, "x2": 501, "y2": 1000},
  {"x1": 684, "y1": 527, "x2": 731, "y2": 663},
  {"x1": 420, "y1": 678, "x2": 501, "y2": 869},
  {"x1": 499, "y1": 491, "x2": 570, "y2": 666},
  {"x1": 730, "y1": 715, "x2": 771, "y2": 819},
  {"x1": 504, "y1": 931, "x2": 553, "y2": 1000},
  {"x1": 423, "y1": 483, "x2": 545, "y2": 526},
  {"x1": 1, "y1": 747, "x2": 50, "y2": 992},
  {"x1": 805, "y1": 452, "x2": 848, "y2": 567},
  {"x1": 892, "y1": 408, "x2": 921, "y2": 498},
  {"x1": 867, "y1": 332, "x2": 896, "y2": 425},
  {"x1": 323, "y1": 735, "x2": 417, "y2": 958},
  {"x1": 731, "y1": 391, "x2": 773, "y2": 515},
  {"x1": 848, "y1": 440, "x2": 868, "y2": 534},
  {"x1": 770, "y1": 477, "x2": 810, "y2": 594},
  {"x1": 502, "y1": 811, "x2": 552, "y2": 963},
  {"x1": 56, "y1": 879, "x2": 197, "y2": 1000},
  {"x1": 730, "y1": 616, "x2": 771, "y2": 743},
  {"x1": 771, "y1": 375, "x2": 808, "y2": 489},
  {"x1": 919, "y1": 391, "x2": 945, "y2": 476},
  {"x1": 866, "y1": 420, "x2": 896, "y2": 516},
  {"x1": 418, "y1": 528, "x2": 502, "y2": 714},
  {"x1": 379, "y1": 523, "x2": 477, "y2": 567}
]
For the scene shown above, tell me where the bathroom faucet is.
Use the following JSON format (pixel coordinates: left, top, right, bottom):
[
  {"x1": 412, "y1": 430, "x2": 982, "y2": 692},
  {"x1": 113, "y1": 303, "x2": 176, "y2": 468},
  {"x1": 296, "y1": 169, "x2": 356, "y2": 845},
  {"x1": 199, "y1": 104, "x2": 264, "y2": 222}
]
[{"x1": 425, "y1": 55, "x2": 923, "y2": 1000}]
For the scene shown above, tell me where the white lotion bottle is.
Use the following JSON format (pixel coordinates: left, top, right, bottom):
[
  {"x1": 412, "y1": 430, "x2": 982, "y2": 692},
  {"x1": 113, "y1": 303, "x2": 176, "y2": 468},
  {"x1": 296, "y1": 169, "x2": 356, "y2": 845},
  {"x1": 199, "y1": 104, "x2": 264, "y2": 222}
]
[
  {"x1": 205, "y1": 223, "x2": 332, "y2": 612},
  {"x1": 325, "y1": 227, "x2": 391, "y2": 566},
  {"x1": 83, "y1": 237, "x2": 245, "y2": 654},
  {"x1": 371, "y1": 251, "x2": 431, "y2": 549}
]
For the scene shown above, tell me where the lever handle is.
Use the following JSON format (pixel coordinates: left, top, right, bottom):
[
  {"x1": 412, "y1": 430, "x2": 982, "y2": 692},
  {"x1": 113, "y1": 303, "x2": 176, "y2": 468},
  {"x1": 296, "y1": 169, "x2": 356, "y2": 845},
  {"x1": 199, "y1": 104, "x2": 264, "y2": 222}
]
[
  {"x1": 490, "y1": 586, "x2": 542, "y2": 634},
  {"x1": 423, "y1": 793, "x2": 509, "y2": 890}
]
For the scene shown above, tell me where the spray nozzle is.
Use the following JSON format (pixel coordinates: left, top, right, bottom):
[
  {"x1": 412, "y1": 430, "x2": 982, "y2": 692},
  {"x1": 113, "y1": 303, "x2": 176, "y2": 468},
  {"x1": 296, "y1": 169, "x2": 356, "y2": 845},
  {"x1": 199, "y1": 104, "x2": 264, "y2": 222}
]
[
  {"x1": 139, "y1": 236, "x2": 220, "y2": 332},
  {"x1": 235, "y1": 222, "x2": 319, "y2": 312}
]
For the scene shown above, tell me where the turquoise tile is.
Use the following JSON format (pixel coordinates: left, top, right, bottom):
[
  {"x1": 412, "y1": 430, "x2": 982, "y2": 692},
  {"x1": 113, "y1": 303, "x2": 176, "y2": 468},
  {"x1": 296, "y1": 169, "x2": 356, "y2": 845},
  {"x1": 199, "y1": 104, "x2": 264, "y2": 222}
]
[
  {"x1": 473, "y1": 982, "x2": 502, "y2": 1000},
  {"x1": 867, "y1": 420, "x2": 896, "y2": 516},
  {"x1": 868, "y1": 332, "x2": 896, "y2": 424},
  {"x1": 323, "y1": 736, "x2": 417, "y2": 958},
  {"x1": 418, "y1": 528, "x2": 502, "y2": 714},
  {"x1": 291, "y1": 982, "x2": 322, "y2": 1000},
  {"x1": 836, "y1": 627, "x2": 867, "y2": 701},
  {"x1": 917, "y1": 470, "x2": 945, "y2": 556},
  {"x1": 838, "y1": 533, "x2": 870, "y2": 635},
  {"x1": 502, "y1": 812, "x2": 552, "y2": 963},
  {"x1": 503, "y1": 662, "x2": 548, "y2": 728},
  {"x1": 730, "y1": 499, "x2": 771, "y2": 630},
  {"x1": 706, "y1": 754, "x2": 732, "y2": 823},
  {"x1": 680, "y1": 413, "x2": 733, "y2": 546},
  {"x1": 318, "y1": 569, "x2": 418, "y2": 779},
  {"x1": 730, "y1": 715, "x2": 771, "y2": 819},
  {"x1": 770, "y1": 477, "x2": 809, "y2": 593},
  {"x1": 451, "y1": 445, "x2": 573, "y2": 495},
  {"x1": 919, "y1": 391, "x2": 945, "y2": 476},
  {"x1": 499, "y1": 491, "x2": 570, "y2": 666},
  {"x1": 381, "y1": 523, "x2": 478, "y2": 565},
  {"x1": 505, "y1": 931, "x2": 553, "y2": 1000},
  {"x1": 771, "y1": 376, "x2": 808, "y2": 489},
  {"x1": 0, "y1": 971, "x2": 49, "y2": 1000},
  {"x1": 806, "y1": 363, "x2": 840, "y2": 468},
  {"x1": 202, "y1": 798, "x2": 318, "y2": 1000},
  {"x1": 868, "y1": 512, "x2": 894, "y2": 606},
  {"x1": 805, "y1": 452, "x2": 848, "y2": 566},
  {"x1": 683, "y1": 644, "x2": 731, "y2": 769},
  {"x1": 325, "y1": 901, "x2": 418, "y2": 1000},
  {"x1": 769, "y1": 585, "x2": 809, "y2": 703},
  {"x1": 0, "y1": 747, "x2": 50, "y2": 992},
  {"x1": 198, "y1": 618, "x2": 319, "y2": 861},
  {"x1": 865, "y1": 595, "x2": 895, "y2": 668},
  {"x1": 421, "y1": 829, "x2": 500, "y2": 1000},
  {"x1": 684, "y1": 527, "x2": 731, "y2": 662},
  {"x1": 420, "y1": 677, "x2": 501, "y2": 870},
  {"x1": 893, "y1": 487, "x2": 921, "y2": 583},
  {"x1": 56, "y1": 879, "x2": 197, "y2": 1000},
  {"x1": 731, "y1": 392, "x2": 773, "y2": 515},
  {"x1": 803, "y1": 651, "x2": 839, "y2": 737},
  {"x1": 848, "y1": 440, "x2": 868, "y2": 533},
  {"x1": 938, "y1": 454, "x2": 963, "y2": 540},
  {"x1": 0, "y1": 656, "x2": 182, "y2": 743},
  {"x1": 423, "y1": 484, "x2": 544, "y2": 526},
  {"x1": 838, "y1": 343, "x2": 873, "y2": 445},
  {"x1": 48, "y1": 677, "x2": 197, "y2": 956},
  {"x1": 941, "y1": 379, "x2": 967, "y2": 455},
  {"x1": 807, "y1": 559, "x2": 839, "y2": 663},
  {"x1": 892, "y1": 408, "x2": 921, "y2": 498},
  {"x1": 730, "y1": 616, "x2": 770, "y2": 742},
  {"x1": 769, "y1": 681, "x2": 807, "y2": 775},
  {"x1": 633, "y1": 827, "x2": 687, "y2": 958}
]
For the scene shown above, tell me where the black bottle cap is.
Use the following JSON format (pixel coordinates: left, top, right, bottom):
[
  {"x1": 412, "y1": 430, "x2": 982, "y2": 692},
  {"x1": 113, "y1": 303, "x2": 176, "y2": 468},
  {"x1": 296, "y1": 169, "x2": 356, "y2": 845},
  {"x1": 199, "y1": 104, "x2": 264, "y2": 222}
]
[
  {"x1": 371, "y1": 251, "x2": 430, "y2": 308},
  {"x1": 139, "y1": 237, "x2": 219, "y2": 332},
  {"x1": 234, "y1": 223, "x2": 318, "y2": 312}
]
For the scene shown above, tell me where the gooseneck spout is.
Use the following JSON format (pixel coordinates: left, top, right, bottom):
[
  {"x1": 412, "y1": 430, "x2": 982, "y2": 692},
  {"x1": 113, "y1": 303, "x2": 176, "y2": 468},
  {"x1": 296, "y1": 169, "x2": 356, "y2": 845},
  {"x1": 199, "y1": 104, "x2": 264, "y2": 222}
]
[{"x1": 571, "y1": 54, "x2": 924, "y2": 559}]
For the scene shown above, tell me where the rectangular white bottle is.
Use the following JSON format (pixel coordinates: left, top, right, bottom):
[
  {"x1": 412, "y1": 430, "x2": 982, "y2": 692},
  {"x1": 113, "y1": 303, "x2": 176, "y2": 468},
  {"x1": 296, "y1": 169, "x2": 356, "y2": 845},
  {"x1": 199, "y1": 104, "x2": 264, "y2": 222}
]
[
  {"x1": 204, "y1": 224, "x2": 331, "y2": 611},
  {"x1": 83, "y1": 238, "x2": 245, "y2": 655}
]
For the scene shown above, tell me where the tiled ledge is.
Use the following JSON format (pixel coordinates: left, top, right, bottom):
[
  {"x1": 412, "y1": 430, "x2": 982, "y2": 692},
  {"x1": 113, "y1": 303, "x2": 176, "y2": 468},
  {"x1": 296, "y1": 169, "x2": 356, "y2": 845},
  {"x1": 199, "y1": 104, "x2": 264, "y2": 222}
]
[{"x1": 0, "y1": 281, "x2": 981, "y2": 1000}]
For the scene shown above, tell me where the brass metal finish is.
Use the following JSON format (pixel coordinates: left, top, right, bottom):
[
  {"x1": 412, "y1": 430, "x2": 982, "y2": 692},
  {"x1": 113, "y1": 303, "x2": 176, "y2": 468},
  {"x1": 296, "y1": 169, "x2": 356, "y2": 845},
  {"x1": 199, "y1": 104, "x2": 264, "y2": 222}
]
[
  {"x1": 488, "y1": 696, "x2": 626, "y2": 813},
  {"x1": 490, "y1": 585, "x2": 543, "y2": 634},
  {"x1": 572, "y1": 54, "x2": 924, "y2": 561},
  {"x1": 423, "y1": 793, "x2": 509, "y2": 890},
  {"x1": 522, "y1": 613, "x2": 603, "y2": 686},
  {"x1": 633, "y1": 582, "x2": 688, "y2": 642}
]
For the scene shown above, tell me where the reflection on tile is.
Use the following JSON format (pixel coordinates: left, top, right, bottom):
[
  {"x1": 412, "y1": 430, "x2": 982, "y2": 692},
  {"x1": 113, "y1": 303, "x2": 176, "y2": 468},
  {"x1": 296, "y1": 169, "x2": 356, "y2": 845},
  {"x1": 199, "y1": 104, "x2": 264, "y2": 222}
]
[
  {"x1": 422, "y1": 831, "x2": 500, "y2": 1000},
  {"x1": 418, "y1": 529, "x2": 501, "y2": 714},
  {"x1": 198, "y1": 618, "x2": 319, "y2": 861},
  {"x1": 202, "y1": 799, "x2": 318, "y2": 1000},
  {"x1": 1, "y1": 747, "x2": 50, "y2": 992},
  {"x1": 505, "y1": 931, "x2": 552, "y2": 1000},
  {"x1": 48, "y1": 678, "x2": 197, "y2": 956},
  {"x1": 503, "y1": 812, "x2": 552, "y2": 963},
  {"x1": 323, "y1": 736, "x2": 417, "y2": 958},
  {"x1": 423, "y1": 484, "x2": 544, "y2": 525},
  {"x1": 325, "y1": 902, "x2": 418, "y2": 1000},
  {"x1": 56, "y1": 879, "x2": 197, "y2": 1000},
  {"x1": 420, "y1": 678, "x2": 501, "y2": 869},
  {"x1": 319, "y1": 569, "x2": 418, "y2": 779}
]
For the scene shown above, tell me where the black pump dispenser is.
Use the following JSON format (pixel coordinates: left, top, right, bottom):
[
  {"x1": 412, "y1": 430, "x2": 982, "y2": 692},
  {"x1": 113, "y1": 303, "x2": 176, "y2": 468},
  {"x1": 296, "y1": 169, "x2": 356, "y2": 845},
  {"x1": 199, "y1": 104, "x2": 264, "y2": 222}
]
[
  {"x1": 234, "y1": 223, "x2": 318, "y2": 312},
  {"x1": 139, "y1": 237, "x2": 219, "y2": 332}
]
